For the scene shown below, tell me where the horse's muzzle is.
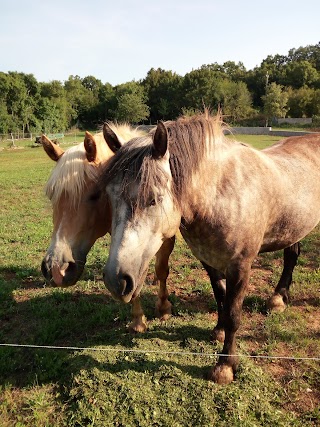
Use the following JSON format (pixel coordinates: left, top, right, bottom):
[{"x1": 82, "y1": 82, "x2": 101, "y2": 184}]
[
  {"x1": 103, "y1": 269, "x2": 136, "y2": 303},
  {"x1": 41, "y1": 258, "x2": 83, "y2": 287}
]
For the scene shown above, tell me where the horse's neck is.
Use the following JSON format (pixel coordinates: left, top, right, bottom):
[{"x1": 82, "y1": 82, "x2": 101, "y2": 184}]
[
  {"x1": 181, "y1": 141, "x2": 245, "y2": 221},
  {"x1": 178, "y1": 173, "x2": 213, "y2": 223}
]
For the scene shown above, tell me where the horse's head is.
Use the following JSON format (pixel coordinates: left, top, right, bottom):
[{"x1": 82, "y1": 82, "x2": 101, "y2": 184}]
[
  {"x1": 101, "y1": 122, "x2": 182, "y2": 302},
  {"x1": 41, "y1": 132, "x2": 113, "y2": 287}
]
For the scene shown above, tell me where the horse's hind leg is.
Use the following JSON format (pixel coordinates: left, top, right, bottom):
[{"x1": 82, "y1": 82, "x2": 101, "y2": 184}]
[
  {"x1": 267, "y1": 242, "x2": 300, "y2": 313},
  {"x1": 201, "y1": 262, "x2": 226, "y2": 343},
  {"x1": 153, "y1": 236, "x2": 175, "y2": 320}
]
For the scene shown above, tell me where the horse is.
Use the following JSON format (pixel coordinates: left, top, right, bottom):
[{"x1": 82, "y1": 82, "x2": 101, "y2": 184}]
[
  {"x1": 100, "y1": 112, "x2": 320, "y2": 384},
  {"x1": 40, "y1": 125, "x2": 174, "y2": 332},
  {"x1": 40, "y1": 125, "x2": 298, "y2": 338}
]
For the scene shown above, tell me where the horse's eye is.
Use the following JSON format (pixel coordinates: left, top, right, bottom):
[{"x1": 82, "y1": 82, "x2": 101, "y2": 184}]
[
  {"x1": 149, "y1": 196, "x2": 163, "y2": 207},
  {"x1": 88, "y1": 191, "x2": 101, "y2": 202}
]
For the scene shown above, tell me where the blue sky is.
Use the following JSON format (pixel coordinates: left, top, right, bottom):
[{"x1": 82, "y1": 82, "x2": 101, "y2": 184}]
[{"x1": 1, "y1": 0, "x2": 319, "y2": 86}]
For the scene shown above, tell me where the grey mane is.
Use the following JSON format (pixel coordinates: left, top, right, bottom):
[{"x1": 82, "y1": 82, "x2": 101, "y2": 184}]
[{"x1": 101, "y1": 114, "x2": 225, "y2": 211}]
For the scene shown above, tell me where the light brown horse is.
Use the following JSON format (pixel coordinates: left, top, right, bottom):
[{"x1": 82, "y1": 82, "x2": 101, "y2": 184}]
[
  {"x1": 101, "y1": 112, "x2": 320, "y2": 384},
  {"x1": 41, "y1": 125, "x2": 174, "y2": 332}
]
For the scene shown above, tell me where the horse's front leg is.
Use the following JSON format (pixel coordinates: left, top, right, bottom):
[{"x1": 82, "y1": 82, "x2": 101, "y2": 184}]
[
  {"x1": 268, "y1": 242, "x2": 300, "y2": 312},
  {"x1": 201, "y1": 262, "x2": 226, "y2": 343},
  {"x1": 129, "y1": 296, "x2": 148, "y2": 333},
  {"x1": 153, "y1": 236, "x2": 175, "y2": 320},
  {"x1": 208, "y1": 259, "x2": 252, "y2": 384}
]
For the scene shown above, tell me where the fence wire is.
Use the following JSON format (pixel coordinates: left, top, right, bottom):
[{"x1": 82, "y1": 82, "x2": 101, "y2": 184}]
[{"x1": 0, "y1": 342, "x2": 319, "y2": 361}]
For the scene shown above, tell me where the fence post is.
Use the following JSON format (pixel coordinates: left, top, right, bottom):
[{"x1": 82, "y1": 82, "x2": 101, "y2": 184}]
[{"x1": 10, "y1": 133, "x2": 16, "y2": 148}]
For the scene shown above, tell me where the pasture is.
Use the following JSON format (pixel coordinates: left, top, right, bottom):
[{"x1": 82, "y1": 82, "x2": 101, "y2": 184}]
[{"x1": 0, "y1": 134, "x2": 319, "y2": 426}]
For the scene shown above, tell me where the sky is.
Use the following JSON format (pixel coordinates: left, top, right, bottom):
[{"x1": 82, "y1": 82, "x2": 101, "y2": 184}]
[{"x1": 1, "y1": 0, "x2": 319, "y2": 86}]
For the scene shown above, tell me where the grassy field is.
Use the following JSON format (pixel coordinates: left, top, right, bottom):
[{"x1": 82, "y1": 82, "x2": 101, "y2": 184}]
[
  {"x1": 0, "y1": 132, "x2": 86, "y2": 150},
  {"x1": 0, "y1": 134, "x2": 319, "y2": 426}
]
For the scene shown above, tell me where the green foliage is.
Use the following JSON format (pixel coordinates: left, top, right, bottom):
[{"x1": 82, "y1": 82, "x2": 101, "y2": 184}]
[
  {"x1": 1, "y1": 42, "x2": 320, "y2": 135},
  {"x1": 142, "y1": 68, "x2": 183, "y2": 122},
  {"x1": 220, "y1": 80, "x2": 253, "y2": 123},
  {"x1": 285, "y1": 61, "x2": 319, "y2": 89},
  {"x1": 262, "y1": 83, "x2": 288, "y2": 126},
  {"x1": 113, "y1": 81, "x2": 150, "y2": 123}
]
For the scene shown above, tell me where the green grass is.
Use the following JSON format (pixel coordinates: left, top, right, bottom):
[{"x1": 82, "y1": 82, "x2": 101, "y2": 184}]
[
  {"x1": 0, "y1": 131, "x2": 90, "y2": 150},
  {"x1": 227, "y1": 134, "x2": 282, "y2": 150},
  {"x1": 0, "y1": 134, "x2": 320, "y2": 426}
]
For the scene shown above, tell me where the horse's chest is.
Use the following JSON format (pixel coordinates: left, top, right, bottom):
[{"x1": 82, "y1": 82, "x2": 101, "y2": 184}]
[{"x1": 180, "y1": 221, "x2": 231, "y2": 270}]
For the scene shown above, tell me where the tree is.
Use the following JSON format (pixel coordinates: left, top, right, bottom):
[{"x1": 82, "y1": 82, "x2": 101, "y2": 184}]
[
  {"x1": 287, "y1": 42, "x2": 320, "y2": 70},
  {"x1": 181, "y1": 66, "x2": 225, "y2": 111},
  {"x1": 310, "y1": 89, "x2": 320, "y2": 116},
  {"x1": 38, "y1": 80, "x2": 70, "y2": 132},
  {"x1": 262, "y1": 83, "x2": 288, "y2": 126},
  {"x1": 284, "y1": 60, "x2": 319, "y2": 88},
  {"x1": 0, "y1": 73, "x2": 11, "y2": 134},
  {"x1": 222, "y1": 61, "x2": 247, "y2": 81},
  {"x1": 220, "y1": 80, "x2": 253, "y2": 123},
  {"x1": 286, "y1": 86, "x2": 314, "y2": 117},
  {"x1": 82, "y1": 75, "x2": 103, "y2": 93},
  {"x1": 5, "y1": 72, "x2": 39, "y2": 134},
  {"x1": 64, "y1": 75, "x2": 88, "y2": 127},
  {"x1": 97, "y1": 82, "x2": 116, "y2": 122},
  {"x1": 116, "y1": 92, "x2": 149, "y2": 123},
  {"x1": 0, "y1": 101, "x2": 11, "y2": 134},
  {"x1": 142, "y1": 68, "x2": 183, "y2": 122},
  {"x1": 113, "y1": 81, "x2": 149, "y2": 123}
]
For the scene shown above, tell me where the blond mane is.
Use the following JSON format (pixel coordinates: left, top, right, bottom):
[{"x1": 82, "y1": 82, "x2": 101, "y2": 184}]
[{"x1": 45, "y1": 142, "x2": 99, "y2": 209}]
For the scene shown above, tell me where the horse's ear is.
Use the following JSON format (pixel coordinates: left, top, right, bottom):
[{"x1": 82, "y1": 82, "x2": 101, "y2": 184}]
[
  {"x1": 84, "y1": 131, "x2": 97, "y2": 162},
  {"x1": 41, "y1": 135, "x2": 64, "y2": 162},
  {"x1": 152, "y1": 121, "x2": 168, "y2": 159},
  {"x1": 103, "y1": 123, "x2": 122, "y2": 153}
]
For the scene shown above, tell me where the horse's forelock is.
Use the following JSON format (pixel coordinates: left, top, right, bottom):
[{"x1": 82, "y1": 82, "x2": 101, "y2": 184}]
[
  {"x1": 101, "y1": 135, "x2": 156, "y2": 202},
  {"x1": 45, "y1": 143, "x2": 99, "y2": 209}
]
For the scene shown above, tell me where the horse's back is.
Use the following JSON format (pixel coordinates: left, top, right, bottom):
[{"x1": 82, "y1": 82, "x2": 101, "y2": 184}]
[
  {"x1": 263, "y1": 133, "x2": 320, "y2": 158},
  {"x1": 184, "y1": 133, "x2": 320, "y2": 267}
]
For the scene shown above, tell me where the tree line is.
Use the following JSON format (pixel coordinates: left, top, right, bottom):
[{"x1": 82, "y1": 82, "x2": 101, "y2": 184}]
[{"x1": 1, "y1": 42, "x2": 320, "y2": 135}]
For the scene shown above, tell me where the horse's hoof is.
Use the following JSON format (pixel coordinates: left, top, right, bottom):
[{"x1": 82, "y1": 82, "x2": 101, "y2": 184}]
[
  {"x1": 268, "y1": 294, "x2": 286, "y2": 313},
  {"x1": 128, "y1": 316, "x2": 148, "y2": 333},
  {"x1": 155, "y1": 300, "x2": 172, "y2": 321},
  {"x1": 207, "y1": 364, "x2": 234, "y2": 384},
  {"x1": 212, "y1": 328, "x2": 225, "y2": 343}
]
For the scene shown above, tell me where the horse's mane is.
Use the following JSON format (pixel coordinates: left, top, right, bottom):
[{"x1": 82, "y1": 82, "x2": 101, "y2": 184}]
[
  {"x1": 101, "y1": 113, "x2": 226, "y2": 214},
  {"x1": 45, "y1": 124, "x2": 145, "y2": 209}
]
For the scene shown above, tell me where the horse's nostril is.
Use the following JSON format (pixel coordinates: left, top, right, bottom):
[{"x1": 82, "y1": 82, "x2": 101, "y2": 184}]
[
  {"x1": 121, "y1": 274, "x2": 134, "y2": 296},
  {"x1": 66, "y1": 261, "x2": 76, "y2": 275},
  {"x1": 41, "y1": 259, "x2": 49, "y2": 279}
]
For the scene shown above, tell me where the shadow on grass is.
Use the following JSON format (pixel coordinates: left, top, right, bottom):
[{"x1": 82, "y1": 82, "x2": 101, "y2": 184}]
[
  {"x1": 1, "y1": 262, "x2": 318, "y2": 393},
  {"x1": 0, "y1": 265, "x2": 216, "y2": 388}
]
